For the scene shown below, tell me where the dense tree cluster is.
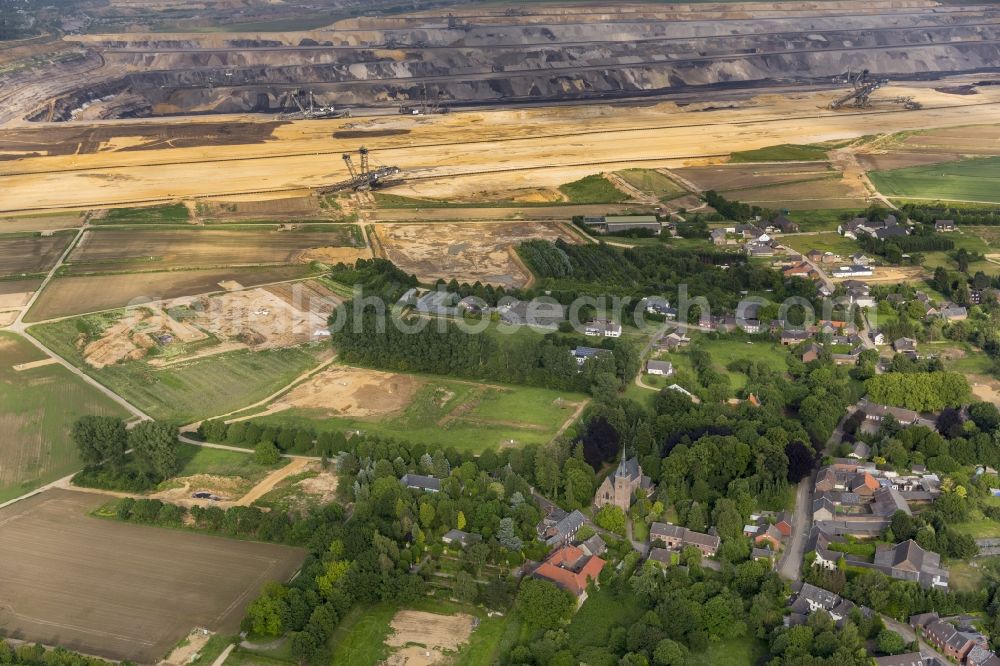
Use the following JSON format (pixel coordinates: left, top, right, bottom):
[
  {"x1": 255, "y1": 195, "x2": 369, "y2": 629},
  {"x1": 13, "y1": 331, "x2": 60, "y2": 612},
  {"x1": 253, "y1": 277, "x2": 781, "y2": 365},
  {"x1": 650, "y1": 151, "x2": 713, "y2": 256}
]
[
  {"x1": 517, "y1": 239, "x2": 815, "y2": 306},
  {"x1": 865, "y1": 372, "x2": 971, "y2": 411},
  {"x1": 329, "y1": 304, "x2": 638, "y2": 395},
  {"x1": 71, "y1": 418, "x2": 181, "y2": 491},
  {"x1": 328, "y1": 257, "x2": 417, "y2": 302},
  {"x1": 199, "y1": 418, "x2": 344, "y2": 457},
  {"x1": 901, "y1": 202, "x2": 1000, "y2": 227},
  {"x1": 0, "y1": 642, "x2": 127, "y2": 666}
]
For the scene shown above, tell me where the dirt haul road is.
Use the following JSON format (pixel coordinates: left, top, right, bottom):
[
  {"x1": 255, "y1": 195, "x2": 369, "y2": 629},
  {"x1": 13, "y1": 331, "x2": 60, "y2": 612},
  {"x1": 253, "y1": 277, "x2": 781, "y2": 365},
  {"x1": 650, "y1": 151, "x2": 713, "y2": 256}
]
[{"x1": 3, "y1": 84, "x2": 1000, "y2": 213}]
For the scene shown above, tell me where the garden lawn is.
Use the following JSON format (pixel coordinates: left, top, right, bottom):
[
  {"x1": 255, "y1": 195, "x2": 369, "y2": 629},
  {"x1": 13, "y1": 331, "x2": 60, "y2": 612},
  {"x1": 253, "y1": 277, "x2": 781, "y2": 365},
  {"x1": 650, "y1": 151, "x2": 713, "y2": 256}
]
[
  {"x1": 696, "y1": 338, "x2": 790, "y2": 390},
  {"x1": 782, "y1": 231, "x2": 861, "y2": 258},
  {"x1": 690, "y1": 637, "x2": 768, "y2": 666},
  {"x1": 568, "y1": 586, "x2": 645, "y2": 652}
]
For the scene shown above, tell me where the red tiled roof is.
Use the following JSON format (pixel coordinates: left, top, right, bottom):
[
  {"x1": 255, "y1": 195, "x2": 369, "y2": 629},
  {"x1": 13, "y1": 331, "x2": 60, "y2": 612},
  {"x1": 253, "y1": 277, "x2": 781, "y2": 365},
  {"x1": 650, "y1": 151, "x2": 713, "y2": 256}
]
[{"x1": 533, "y1": 545, "x2": 606, "y2": 596}]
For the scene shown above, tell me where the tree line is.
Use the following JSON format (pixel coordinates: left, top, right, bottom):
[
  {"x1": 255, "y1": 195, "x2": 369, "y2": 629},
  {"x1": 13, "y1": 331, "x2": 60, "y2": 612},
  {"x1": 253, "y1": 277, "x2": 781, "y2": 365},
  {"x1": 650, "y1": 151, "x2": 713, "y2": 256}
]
[{"x1": 71, "y1": 416, "x2": 181, "y2": 492}]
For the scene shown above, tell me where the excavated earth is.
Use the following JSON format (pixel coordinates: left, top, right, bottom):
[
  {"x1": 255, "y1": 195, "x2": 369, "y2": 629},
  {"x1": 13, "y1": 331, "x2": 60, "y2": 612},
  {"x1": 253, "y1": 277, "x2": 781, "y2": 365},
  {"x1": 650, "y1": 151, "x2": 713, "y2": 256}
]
[{"x1": 4, "y1": 0, "x2": 1000, "y2": 123}]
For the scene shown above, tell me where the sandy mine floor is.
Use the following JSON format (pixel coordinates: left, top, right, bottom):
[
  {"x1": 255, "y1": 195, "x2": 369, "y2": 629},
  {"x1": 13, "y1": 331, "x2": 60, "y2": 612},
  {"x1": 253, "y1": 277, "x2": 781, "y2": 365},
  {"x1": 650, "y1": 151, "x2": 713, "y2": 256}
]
[
  {"x1": 374, "y1": 221, "x2": 576, "y2": 287},
  {"x1": 3, "y1": 84, "x2": 1000, "y2": 213}
]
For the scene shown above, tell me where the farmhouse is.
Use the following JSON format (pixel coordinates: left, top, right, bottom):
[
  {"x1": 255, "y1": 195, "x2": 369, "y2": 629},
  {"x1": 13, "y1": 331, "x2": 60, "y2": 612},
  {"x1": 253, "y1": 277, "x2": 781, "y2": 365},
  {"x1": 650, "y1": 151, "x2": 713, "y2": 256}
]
[
  {"x1": 649, "y1": 522, "x2": 720, "y2": 557},
  {"x1": 768, "y1": 214, "x2": 800, "y2": 233},
  {"x1": 645, "y1": 360, "x2": 673, "y2": 376},
  {"x1": 594, "y1": 457, "x2": 655, "y2": 512},
  {"x1": 871, "y1": 539, "x2": 949, "y2": 588},
  {"x1": 532, "y1": 544, "x2": 606, "y2": 597}
]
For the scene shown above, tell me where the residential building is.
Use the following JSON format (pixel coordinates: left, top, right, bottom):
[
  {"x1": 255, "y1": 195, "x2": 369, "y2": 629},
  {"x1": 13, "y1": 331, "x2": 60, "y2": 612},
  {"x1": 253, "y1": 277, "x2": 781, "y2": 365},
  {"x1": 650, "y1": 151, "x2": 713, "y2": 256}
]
[
  {"x1": 920, "y1": 617, "x2": 986, "y2": 662},
  {"x1": 646, "y1": 360, "x2": 674, "y2": 376},
  {"x1": 649, "y1": 522, "x2": 721, "y2": 557},
  {"x1": 937, "y1": 305, "x2": 968, "y2": 321},
  {"x1": 934, "y1": 219, "x2": 957, "y2": 232},
  {"x1": 537, "y1": 508, "x2": 587, "y2": 546},
  {"x1": 710, "y1": 228, "x2": 728, "y2": 246},
  {"x1": 594, "y1": 457, "x2": 655, "y2": 512},
  {"x1": 781, "y1": 330, "x2": 812, "y2": 345},
  {"x1": 848, "y1": 441, "x2": 871, "y2": 460},
  {"x1": 801, "y1": 342, "x2": 822, "y2": 363},
  {"x1": 658, "y1": 331, "x2": 690, "y2": 350},
  {"x1": 442, "y1": 529, "x2": 482, "y2": 547},
  {"x1": 644, "y1": 297, "x2": 674, "y2": 318},
  {"x1": 585, "y1": 319, "x2": 622, "y2": 337},
  {"x1": 851, "y1": 252, "x2": 872, "y2": 265},
  {"x1": 893, "y1": 337, "x2": 918, "y2": 354},
  {"x1": 788, "y1": 582, "x2": 862, "y2": 627},
  {"x1": 570, "y1": 346, "x2": 611, "y2": 367},
  {"x1": 579, "y1": 534, "x2": 607, "y2": 558},
  {"x1": 830, "y1": 265, "x2": 874, "y2": 278},
  {"x1": 871, "y1": 539, "x2": 948, "y2": 588},
  {"x1": 532, "y1": 544, "x2": 606, "y2": 597},
  {"x1": 967, "y1": 646, "x2": 1000, "y2": 666},
  {"x1": 784, "y1": 262, "x2": 814, "y2": 278},
  {"x1": 769, "y1": 213, "x2": 800, "y2": 233},
  {"x1": 400, "y1": 473, "x2": 441, "y2": 492}
]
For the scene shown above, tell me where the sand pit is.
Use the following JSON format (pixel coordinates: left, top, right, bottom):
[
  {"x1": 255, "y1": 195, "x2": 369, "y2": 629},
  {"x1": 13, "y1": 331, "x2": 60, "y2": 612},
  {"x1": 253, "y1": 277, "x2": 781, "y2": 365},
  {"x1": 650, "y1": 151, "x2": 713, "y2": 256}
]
[
  {"x1": 382, "y1": 610, "x2": 476, "y2": 666},
  {"x1": 80, "y1": 287, "x2": 329, "y2": 368},
  {"x1": 254, "y1": 365, "x2": 424, "y2": 419},
  {"x1": 374, "y1": 221, "x2": 576, "y2": 287}
]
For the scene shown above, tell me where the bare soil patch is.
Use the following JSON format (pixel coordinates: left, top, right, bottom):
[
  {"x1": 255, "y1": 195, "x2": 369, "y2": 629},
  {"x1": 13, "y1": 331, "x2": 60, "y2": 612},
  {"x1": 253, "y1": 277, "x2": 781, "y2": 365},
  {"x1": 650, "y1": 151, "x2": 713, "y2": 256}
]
[
  {"x1": 675, "y1": 163, "x2": 835, "y2": 192},
  {"x1": 160, "y1": 628, "x2": 214, "y2": 666},
  {"x1": 970, "y1": 375, "x2": 1000, "y2": 406},
  {"x1": 374, "y1": 221, "x2": 576, "y2": 287},
  {"x1": 252, "y1": 365, "x2": 424, "y2": 419},
  {"x1": 0, "y1": 489, "x2": 305, "y2": 663},
  {"x1": 0, "y1": 213, "x2": 82, "y2": 233},
  {"x1": 80, "y1": 287, "x2": 328, "y2": 368},
  {"x1": 382, "y1": 610, "x2": 476, "y2": 666},
  {"x1": 0, "y1": 279, "x2": 41, "y2": 309}
]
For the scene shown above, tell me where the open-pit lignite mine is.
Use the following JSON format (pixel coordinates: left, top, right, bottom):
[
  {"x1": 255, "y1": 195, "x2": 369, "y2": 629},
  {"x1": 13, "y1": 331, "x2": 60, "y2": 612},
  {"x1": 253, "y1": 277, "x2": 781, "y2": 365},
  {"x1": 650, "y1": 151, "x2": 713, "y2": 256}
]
[{"x1": 5, "y1": 0, "x2": 1000, "y2": 124}]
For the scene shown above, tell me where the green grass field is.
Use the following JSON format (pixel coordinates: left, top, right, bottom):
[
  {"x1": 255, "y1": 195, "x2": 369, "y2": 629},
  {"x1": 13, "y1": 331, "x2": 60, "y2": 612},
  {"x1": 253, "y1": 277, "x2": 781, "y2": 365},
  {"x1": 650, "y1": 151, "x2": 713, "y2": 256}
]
[
  {"x1": 925, "y1": 342, "x2": 997, "y2": 375},
  {"x1": 559, "y1": 175, "x2": 629, "y2": 204},
  {"x1": 871, "y1": 156, "x2": 1000, "y2": 204},
  {"x1": 171, "y1": 443, "x2": 279, "y2": 483},
  {"x1": 328, "y1": 599, "x2": 511, "y2": 666},
  {"x1": 0, "y1": 332, "x2": 132, "y2": 503},
  {"x1": 98, "y1": 203, "x2": 191, "y2": 225},
  {"x1": 782, "y1": 231, "x2": 862, "y2": 259},
  {"x1": 615, "y1": 168, "x2": 687, "y2": 201},
  {"x1": 786, "y1": 209, "x2": 857, "y2": 232},
  {"x1": 920, "y1": 232, "x2": 1000, "y2": 276},
  {"x1": 27, "y1": 317, "x2": 328, "y2": 423},
  {"x1": 694, "y1": 338, "x2": 790, "y2": 390},
  {"x1": 729, "y1": 143, "x2": 831, "y2": 163},
  {"x1": 250, "y1": 377, "x2": 586, "y2": 451}
]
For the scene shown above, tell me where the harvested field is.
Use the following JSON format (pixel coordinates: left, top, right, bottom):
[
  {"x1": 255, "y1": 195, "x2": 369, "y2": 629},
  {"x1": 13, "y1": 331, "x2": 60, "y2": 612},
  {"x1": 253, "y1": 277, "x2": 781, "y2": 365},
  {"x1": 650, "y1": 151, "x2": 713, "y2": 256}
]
[
  {"x1": 383, "y1": 610, "x2": 475, "y2": 666},
  {"x1": 373, "y1": 222, "x2": 576, "y2": 287},
  {"x1": 257, "y1": 365, "x2": 423, "y2": 420},
  {"x1": 856, "y1": 152, "x2": 962, "y2": 172},
  {"x1": 673, "y1": 163, "x2": 836, "y2": 192},
  {"x1": 24, "y1": 265, "x2": 314, "y2": 322},
  {"x1": 0, "y1": 279, "x2": 41, "y2": 310},
  {"x1": 0, "y1": 213, "x2": 82, "y2": 233},
  {"x1": 0, "y1": 332, "x2": 130, "y2": 504},
  {"x1": 64, "y1": 227, "x2": 364, "y2": 273},
  {"x1": 892, "y1": 125, "x2": 1000, "y2": 156},
  {"x1": 0, "y1": 489, "x2": 305, "y2": 663},
  {"x1": 0, "y1": 232, "x2": 74, "y2": 277},
  {"x1": 734, "y1": 177, "x2": 869, "y2": 210}
]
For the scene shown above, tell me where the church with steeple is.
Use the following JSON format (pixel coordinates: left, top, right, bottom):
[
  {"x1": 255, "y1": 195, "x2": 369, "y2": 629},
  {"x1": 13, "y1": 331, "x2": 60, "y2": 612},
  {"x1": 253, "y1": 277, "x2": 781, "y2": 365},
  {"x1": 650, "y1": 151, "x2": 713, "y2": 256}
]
[{"x1": 593, "y1": 453, "x2": 655, "y2": 512}]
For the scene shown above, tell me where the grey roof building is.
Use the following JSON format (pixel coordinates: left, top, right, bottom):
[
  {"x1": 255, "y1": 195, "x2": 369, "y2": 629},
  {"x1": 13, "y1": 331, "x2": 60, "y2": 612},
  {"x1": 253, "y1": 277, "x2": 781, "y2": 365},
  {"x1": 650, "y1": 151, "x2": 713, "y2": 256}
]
[{"x1": 400, "y1": 473, "x2": 441, "y2": 492}]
